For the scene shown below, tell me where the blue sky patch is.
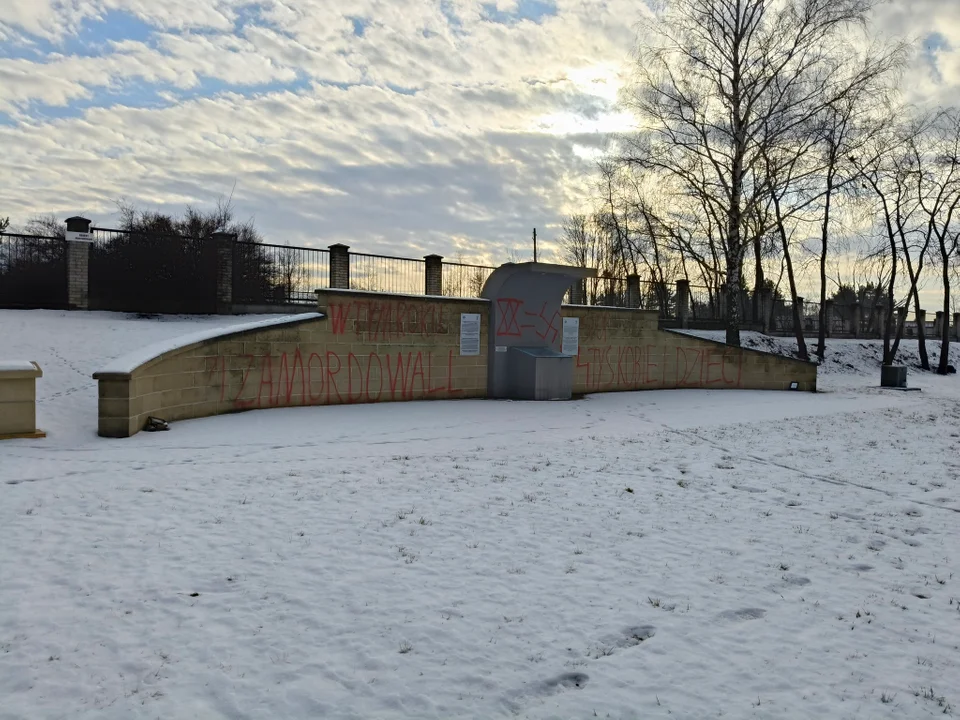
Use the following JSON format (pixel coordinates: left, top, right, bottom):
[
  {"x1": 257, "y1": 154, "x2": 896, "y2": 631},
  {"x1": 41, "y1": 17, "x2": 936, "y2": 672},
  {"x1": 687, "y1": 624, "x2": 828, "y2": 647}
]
[{"x1": 481, "y1": 0, "x2": 557, "y2": 25}]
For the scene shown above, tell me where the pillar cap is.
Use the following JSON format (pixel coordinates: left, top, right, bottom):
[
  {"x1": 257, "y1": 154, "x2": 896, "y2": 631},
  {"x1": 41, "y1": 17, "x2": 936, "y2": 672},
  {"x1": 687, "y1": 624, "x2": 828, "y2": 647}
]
[
  {"x1": 424, "y1": 254, "x2": 443, "y2": 261},
  {"x1": 329, "y1": 243, "x2": 350, "y2": 251}
]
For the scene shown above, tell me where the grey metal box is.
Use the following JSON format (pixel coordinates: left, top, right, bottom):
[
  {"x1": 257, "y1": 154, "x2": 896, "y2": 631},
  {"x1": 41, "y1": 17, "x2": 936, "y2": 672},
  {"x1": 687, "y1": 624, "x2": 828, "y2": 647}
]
[
  {"x1": 508, "y1": 347, "x2": 574, "y2": 400},
  {"x1": 880, "y1": 365, "x2": 907, "y2": 388}
]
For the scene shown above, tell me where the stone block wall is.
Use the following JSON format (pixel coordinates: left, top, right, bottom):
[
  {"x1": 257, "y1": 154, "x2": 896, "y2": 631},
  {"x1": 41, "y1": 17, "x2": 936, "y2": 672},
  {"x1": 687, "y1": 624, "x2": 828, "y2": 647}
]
[
  {"x1": 94, "y1": 291, "x2": 490, "y2": 437},
  {"x1": 0, "y1": 361, "x2": 44, "y2": 439},
  {"x1": 563, "y1": 306, "x2": 816, "y2": 394}
]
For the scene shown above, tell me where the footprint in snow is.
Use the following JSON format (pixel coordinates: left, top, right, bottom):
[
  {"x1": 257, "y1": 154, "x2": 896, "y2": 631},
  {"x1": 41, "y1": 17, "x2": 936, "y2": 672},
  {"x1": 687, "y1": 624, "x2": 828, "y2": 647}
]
[
  {"x1": 782, "y1": 575, "x2": 811, "y2": 587},
  {"x1": 850, "y1": 564, "x2": 874, "y2": 572},
  {"x1": 719, "y1": 608, "x2": 767, "y2": 622},
  {"x1": 541, "y1": 672, "x2": 589, "y2": 691}
]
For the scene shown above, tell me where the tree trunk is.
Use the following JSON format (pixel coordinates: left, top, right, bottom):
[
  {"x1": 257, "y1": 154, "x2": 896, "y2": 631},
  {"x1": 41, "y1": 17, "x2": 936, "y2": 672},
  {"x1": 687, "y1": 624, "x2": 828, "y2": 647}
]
[
  {"x1": 771, "y1": 192, "x2": 808, "y2": 361},
  {"x1": 753, "y1": 235, "x2": 763, "y2": 323},
  {"x1": 881, "y1": 208, "x2": 898, "y2": 365},
  {"x1": 938, "y1": 245, "x2": 952, "y2": 375},
  {"x1": 817, "y1": 167, "x2": 834, "y2": 361},
  {"x1": 725, "y1": 255, "x2": 742, "y2": 347},
  {"x1": 910, "y1": 284, "x2": 929, "y2": 370}
]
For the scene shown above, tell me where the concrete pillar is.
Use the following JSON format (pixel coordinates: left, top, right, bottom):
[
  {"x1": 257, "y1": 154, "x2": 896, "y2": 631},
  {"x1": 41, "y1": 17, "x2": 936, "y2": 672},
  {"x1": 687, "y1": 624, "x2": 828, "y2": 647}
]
[
  {"x1": 935, "y1": 311, "x2": 944, "y2": 337},
  {"x1": 954, "y1": 312, "x2": 960, "y2": 341},
  {"x1": 760, "y1": 288, "x2": 773, "y2": 332},
  {"x1": 718, "y1": 283, "x2": 728, "y2": 320},
  {"x1": 795, "y1": 297, "x2": 804, "y2": 332},
  {"x1": 875, "y1": 305, "x2": 885, "y2": 336},
  {"x1": 851, "y1": 303, "x2": 862, "y2": 338},
  {"x1": 65, "y1": 216, "x2": 91, "y2": 310},
  {"x1": 896, "y1": 307, "x2": 908, "y2": 337},
  {"x1": 212, "y1": 232, "x2": 235, "y2": 314},
  {"x1": 824, "y1": 300, "x2": 834, "y2": 338},
  {"x1": 424, "y1": 254, "x2": 443, "y2": 296},
  {"x1": 676, "y1": 279, "x2": 690, "y2": 327},
  {"x1": 915, "y1": 309, "x2": 926, "y2": 338},
  {"x1": 329, "y1": 243, "x2": 350, "y2": 289},
  {"x1": 569, "y1": 280, "x2": 585, "y2": 305},
  {"x1": 625, "y1": 274, "x2": 641, "y2": 309}
]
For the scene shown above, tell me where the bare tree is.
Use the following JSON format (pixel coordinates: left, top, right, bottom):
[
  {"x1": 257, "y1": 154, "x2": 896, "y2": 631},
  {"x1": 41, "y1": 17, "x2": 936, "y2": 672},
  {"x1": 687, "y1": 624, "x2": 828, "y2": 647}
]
[
  {"x1": 914, "y1": 109, "x2": 960, "y2": 374},
  {"x1": 622, "y1": 0, "x2": 900, "y2": 346},
  {"x1": 0, "y1": 216, "x2": 9, "y2": 233}
]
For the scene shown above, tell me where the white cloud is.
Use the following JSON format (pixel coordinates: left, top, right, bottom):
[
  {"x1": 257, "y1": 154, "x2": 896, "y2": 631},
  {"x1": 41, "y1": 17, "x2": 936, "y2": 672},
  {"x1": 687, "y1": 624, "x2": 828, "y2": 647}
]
[{"x1": 0, "y1": 0, "x2": 958, "y2": 264}]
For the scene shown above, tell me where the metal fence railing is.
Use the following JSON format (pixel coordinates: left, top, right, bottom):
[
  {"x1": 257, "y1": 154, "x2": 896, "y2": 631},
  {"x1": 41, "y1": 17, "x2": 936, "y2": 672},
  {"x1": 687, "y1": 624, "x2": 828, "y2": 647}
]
[
  {"x1": 442, "y1": 261, "x2": 496, "y2": 298},
  {"x1": 0, "y1": 233, "x2": 67, "y2": 309},
  {"x1": 89, "y1": 227, "x2": 218, "y2": 314},
  {"x1": 350, "y1": 252, "x2": 425, "y2": 295},
  {"x1": 233, "y1": 241, "x2": 329, "y2": 305}
]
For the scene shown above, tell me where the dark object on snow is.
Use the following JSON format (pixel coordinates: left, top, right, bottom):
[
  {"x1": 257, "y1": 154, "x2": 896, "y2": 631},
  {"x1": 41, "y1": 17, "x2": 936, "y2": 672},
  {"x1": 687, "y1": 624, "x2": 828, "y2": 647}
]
[
  {"x1": 948, "y1": 365, "x2": 957, "y2": 375},
  {"x1": 144, "y1": 416, "x2": 169, "y2": 432},
  {"x1": 880, "y1": 365, "x2": 907, "y2": 388}
]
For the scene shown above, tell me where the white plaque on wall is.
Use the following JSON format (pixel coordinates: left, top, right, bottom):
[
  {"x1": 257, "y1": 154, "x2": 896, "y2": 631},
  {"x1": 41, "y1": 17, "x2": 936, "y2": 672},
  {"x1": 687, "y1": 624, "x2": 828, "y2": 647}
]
[
  {"x1": 562, "y1": 317, "x2": 580, "y2": 356},
  {"x1": 65, "y1": 231, "x2": 93, "y2": 243},
  {"x1": 460, "y1": 313, "x2": 481, "y2": 356}
]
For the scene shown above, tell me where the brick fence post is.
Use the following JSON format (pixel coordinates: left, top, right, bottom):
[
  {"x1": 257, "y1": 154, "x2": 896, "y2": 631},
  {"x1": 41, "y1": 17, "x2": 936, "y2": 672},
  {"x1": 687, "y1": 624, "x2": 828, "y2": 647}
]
[
  {"x1": 676, "y1": 279, "x2": 690, "y2": 327},
  {"x1": 424, "y1": 254, "x2": 443, "y2": 296},
  {"x1": 65, "y1": 216, "x2": 91, "y2": 310},
  {"x1": 851, "y1": 303, "x2": 862, "y2": 338},
  {"x1": 824, "y1": 299, "x2": 833, "y2": 338},
  {"x1": 760, "y1": 287, "x2": 773, "y2": 332},
  {"x1": 874, "y1": 305, "x2": 885, "y2": 336},
  {"x1": 212, "y1": 232, "x2": 235, "y2": 314},
  {"x1": 954, "y1": 312, "x2": 960, "y2": 341},
  {"x1": 626, "y1": 274, "x2": 641, "y2": 309},
  {"x1": 935, "y1": 311, "x2": 944, "y2": 337},
  {"x1": 915, "y1": 309, "x2": 926, "y2": 339},
  {"x1": 329, "y1": 244, "x2": 350, "y2": 289}
]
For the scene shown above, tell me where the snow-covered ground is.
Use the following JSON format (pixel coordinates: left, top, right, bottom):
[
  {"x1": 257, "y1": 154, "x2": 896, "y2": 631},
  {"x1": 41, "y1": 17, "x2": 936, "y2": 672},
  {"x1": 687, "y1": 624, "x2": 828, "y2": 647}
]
[{"x1": 2, "y1": 310, "x2": 959, "y2": 719}]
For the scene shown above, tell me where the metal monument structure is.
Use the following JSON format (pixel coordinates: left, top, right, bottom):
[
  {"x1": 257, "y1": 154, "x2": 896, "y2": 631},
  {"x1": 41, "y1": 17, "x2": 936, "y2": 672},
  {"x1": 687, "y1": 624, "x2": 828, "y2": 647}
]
[{"x1": 481, "y1": 262, "x2": 595, "y2": 401}]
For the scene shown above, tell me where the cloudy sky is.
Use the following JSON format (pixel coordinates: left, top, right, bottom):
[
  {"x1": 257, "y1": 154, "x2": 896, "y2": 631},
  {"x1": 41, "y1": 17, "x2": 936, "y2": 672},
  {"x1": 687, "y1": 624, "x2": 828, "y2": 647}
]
[{"x1": 1, "y1": 0, "x2": 958, "y2": 263}]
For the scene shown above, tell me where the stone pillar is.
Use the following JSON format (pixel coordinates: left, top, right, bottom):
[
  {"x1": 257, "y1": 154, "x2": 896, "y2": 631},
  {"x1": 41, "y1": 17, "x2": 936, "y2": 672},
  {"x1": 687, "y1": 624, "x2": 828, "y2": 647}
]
[
  {"x1": 424, "y1": 254, "x2": 443, "y2": 296},
  {"x1": 875, "y1": 305, "x2": 885, "y2": 336},
  {"x1": 329, "y1": 243, "x2": 350, "y2": 290},
  {"x1": 569, "y1": 280, "x2": 585, "y2": 305},
  {"x1": 824, "y1": 300, "x2": 834, "y2": 338},
  {"x1": 795, "y1": 297, "x2": 805, "y2": 333},
  {"x1": 212, "y1": 232, "x2": 235, "y2": 314},
  {"x1": 915, "y1": 309, "x2": 926, "y2": 338},
  {"x1": 851, "y1": 303, "x2": 862, "y2": 338},
  {"x1": 676, "y1": 279, "x2": 690, "y2": 327},
  {"x1": 954, "y1": 312, "x2": 960, "y2": 341},
  {"x1": 65, "y1": 216, "x2": 91, "y2": 310},
  {"x1": 760, "y1": 287, "x2": 773, "y2": 332},
  {"x1": 718, "y1": 283, "x2": 728, "y2": 321},
  {"x1": 625, "y1": 274, "x2": 641, "y2": 309},
  {"x1": 935, "y1": 311, "x2": 944, "y2": 337}
]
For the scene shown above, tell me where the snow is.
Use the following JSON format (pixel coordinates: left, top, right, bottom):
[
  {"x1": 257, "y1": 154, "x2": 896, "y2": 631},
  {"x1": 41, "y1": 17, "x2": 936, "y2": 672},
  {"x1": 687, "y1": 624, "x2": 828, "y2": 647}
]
[
  {"x1": 97, "y1": 313, "x2": 323, "y2": 376},
  {"x1": 0, "y1": 360, "x2": 39, "y2": 373},
  {"x1": 2, "y1": 309, "x2": 960, "y2": 719}
]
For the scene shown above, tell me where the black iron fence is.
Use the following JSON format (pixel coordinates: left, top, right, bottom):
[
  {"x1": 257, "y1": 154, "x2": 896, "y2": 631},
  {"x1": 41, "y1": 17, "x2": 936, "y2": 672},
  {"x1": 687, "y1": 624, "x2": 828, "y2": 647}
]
[
  {"x1": 442, "y1": 261, "x2": 496, "y2": 298},
  {"x1": 350, "y1": 252, "x2": 425, "y2": 294},
  {"x1": 233, "y1": 241, "x2": 329, "y2": 306},
  {"x1": 89, "y1": 228, "x2": 217, "y2": 314},
  {"x1": 0, "y1": 233, "x2": 67, "y2": 309}
]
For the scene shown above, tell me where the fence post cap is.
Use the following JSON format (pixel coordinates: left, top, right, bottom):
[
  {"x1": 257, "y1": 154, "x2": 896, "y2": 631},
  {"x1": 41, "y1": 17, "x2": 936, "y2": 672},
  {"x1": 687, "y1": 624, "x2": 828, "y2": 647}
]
[
  {"x1": 424, "y1": 253, "x2": 443, "y2": 261},
  {"x1": 328, "y1": 243, "x2": 350, "y2": 251},
  {"x1": 211, "y1": 231, "x2": 236, "y2": 241},
  {"x1": 65, "y1": 217, "x2": 91, "y2": 232}
]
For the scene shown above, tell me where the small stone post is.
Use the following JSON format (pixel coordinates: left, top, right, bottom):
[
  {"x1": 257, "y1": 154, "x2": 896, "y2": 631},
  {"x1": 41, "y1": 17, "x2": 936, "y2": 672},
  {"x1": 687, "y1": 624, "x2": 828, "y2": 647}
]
[
  {"x1": 676, "y1": 279, "x2": 690, "y2": 327},
  {"x1": 626, "y1": 275, "x2": 641, "y2": 309},
  {"x1": 329, "y1": 243, "x2": 350, "y2": 290},
  {"x1": 851, "y1": 303, "x2": 862, "y2": 338},
  {"x1": 824, "y1": 300, "x2": 834, "y2": 338},
  {"x1": 424, "y1": 254, "x2": 443, "y2": 296},
  {"x1": 760, "y1": 287, "x2": 773, "y2": 333},
  {"x1": 875, "y1": 305, "x2": 885, "y2": 336},
  {"x1": 795, "y1": 297, "x2": 805, "y2": 333},
  {"x1": 212, "y1": 232, "x2": 235, "y2": 314},
  {"x1": 954, "y1": 312, "x2": 960, "y2": 341},
  {"x1": 718, "y1": 283, "x2": 728, "y2": 321},
  {"x1": 934, "y1": 311, "x2": 944, "y2": 337},
  {"x1": 915, "y1": 309, "x2": 926, "y2": 339},
  {"x1": 65, "y1": 216, "x2": 91, "y2": 310},
  {"x1": 897, "y1": 306, "x2": 908, "y2": 336}
]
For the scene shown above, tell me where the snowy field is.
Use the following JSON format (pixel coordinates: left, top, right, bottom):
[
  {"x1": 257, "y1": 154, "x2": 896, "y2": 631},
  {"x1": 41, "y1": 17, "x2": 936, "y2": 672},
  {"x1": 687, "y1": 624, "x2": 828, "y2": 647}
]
[{"x1": 2, "y1": 310, "x2": 960, "y2": 720}]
